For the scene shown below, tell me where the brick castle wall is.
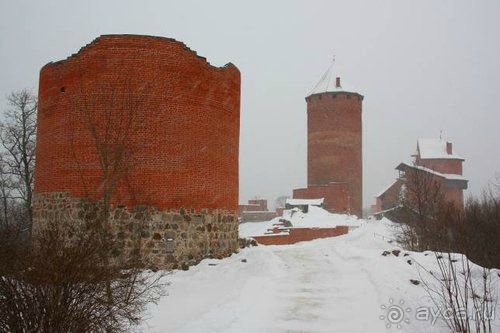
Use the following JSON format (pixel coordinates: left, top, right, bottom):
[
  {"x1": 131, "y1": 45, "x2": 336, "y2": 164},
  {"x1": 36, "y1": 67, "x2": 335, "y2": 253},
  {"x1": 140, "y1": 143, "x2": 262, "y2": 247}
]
[
  {"x1": 35, "y1": 34, "x2": 240, "y2": 212},
  {"x1": 33, "y1": 35, "x2": 241, "y2": 268},
  {"x1": 238, "y1": 204, "x2": 262, "y2": 216},
  {"x1": 247, "y1": 199, "x2": 268, "y2": 211},
  {"x1": 252, "y1": 226, "x2": 349, "y2": 245},
  {"x1": 306, "y1": 92, "x2": 363, "y2": 217}
]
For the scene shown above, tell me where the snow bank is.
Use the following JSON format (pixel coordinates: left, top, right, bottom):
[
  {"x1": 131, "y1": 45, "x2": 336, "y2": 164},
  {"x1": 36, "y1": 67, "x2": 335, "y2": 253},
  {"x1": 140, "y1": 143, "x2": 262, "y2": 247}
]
[
  {"x1": 238, "y1": 217, "x2": 281, "y2": 238},
  {"x1": 284, "y1": 205, "x2": 360, "y2": 229},
  {"x1": 239, "y1": 206, "x2": 361, "y2": 238}
]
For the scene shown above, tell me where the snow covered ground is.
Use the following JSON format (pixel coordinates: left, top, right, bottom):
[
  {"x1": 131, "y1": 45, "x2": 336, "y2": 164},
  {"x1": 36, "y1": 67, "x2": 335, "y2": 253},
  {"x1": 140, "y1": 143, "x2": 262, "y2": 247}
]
[
  {"x1": 239, "y1": 206, "x2": 361, "y2": 238},
  {"x1": 144, "y1": 215, "x2": 500, "y2": 333}
]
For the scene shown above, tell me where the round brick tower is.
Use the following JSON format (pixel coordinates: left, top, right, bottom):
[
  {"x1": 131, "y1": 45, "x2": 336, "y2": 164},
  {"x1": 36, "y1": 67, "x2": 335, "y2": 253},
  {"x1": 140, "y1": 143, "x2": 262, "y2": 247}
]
[
  {"x1": 34, "y1": 35, "x2": 240, "y2": 268},
  {"x1": 36, "y1": 34, "x2": 240, "y2": 211},
  {"x1": 306, "y1": 77, "x2": 363, "y2": 217}
]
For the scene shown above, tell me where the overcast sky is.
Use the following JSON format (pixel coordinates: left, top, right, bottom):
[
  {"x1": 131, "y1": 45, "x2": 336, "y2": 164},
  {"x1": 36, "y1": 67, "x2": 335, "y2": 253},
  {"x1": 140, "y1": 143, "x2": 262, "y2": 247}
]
[{"x1": 1, "y1": 0, "x2": 499, "y2": 210}]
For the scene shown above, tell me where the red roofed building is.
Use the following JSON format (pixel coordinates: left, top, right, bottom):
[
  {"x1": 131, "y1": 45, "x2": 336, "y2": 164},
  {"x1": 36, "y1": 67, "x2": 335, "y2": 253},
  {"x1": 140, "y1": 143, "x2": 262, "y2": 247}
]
[{"x1": 372, "y1": 138, "x2": 468, "y2": 214}]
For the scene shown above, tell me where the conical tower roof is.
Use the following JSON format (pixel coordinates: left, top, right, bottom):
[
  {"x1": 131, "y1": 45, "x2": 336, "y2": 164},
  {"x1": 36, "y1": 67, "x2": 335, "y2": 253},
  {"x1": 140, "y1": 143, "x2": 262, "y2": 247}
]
[{"x1": 308, "y1": 58, "x2": 361, "y2": 96}]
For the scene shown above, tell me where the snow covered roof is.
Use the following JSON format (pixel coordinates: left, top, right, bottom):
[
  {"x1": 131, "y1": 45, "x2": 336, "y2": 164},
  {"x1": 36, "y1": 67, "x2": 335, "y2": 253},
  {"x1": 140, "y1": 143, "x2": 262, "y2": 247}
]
[
  {"x1": 308, "y1": 61, "x2": 362, "y2": 96},
  {"x1": 309, "y1": 78, "x2": 360, "y2": 95},
  {"x1": 396, "y1": 162, "x2": 467, "y2": 181},
  {"x1": 416, "y1": 138, "x2": 464, "y2": 160},
  {"x1": 286, "y1": 198, "x2": 324, "y2": 206}
]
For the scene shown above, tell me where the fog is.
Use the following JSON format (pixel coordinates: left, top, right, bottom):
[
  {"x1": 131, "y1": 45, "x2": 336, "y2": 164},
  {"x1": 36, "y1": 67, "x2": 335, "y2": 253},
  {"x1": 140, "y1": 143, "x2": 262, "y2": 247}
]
[{"x1": 1, "y1": 0, "x2": 499, "y2": 210}]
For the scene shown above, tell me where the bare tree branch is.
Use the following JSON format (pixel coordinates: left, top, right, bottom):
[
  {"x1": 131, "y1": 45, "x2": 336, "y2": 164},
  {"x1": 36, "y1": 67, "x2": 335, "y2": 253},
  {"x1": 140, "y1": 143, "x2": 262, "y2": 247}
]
[{"x1": 0, "y1": 89, "x2": 37, "y2": 229}]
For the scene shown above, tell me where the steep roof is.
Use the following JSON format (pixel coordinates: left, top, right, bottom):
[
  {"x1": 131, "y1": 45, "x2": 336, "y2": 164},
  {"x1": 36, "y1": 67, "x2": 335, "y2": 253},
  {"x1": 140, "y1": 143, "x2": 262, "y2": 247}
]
[
  {"x1": 309, "y1": 75, "x2": 361, "y2": 95},
  {"x1": 416, "y1": 138, "x2": 464, "y2": 160},
  {"x1": 396, "y1": 162, "x2": 468, "y2": 183}
]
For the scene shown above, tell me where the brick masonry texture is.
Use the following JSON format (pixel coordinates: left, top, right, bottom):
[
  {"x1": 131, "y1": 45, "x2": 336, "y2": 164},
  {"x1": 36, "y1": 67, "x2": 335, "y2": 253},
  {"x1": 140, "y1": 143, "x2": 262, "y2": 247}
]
[
  {"x1": 374, "y1": 179, "x2": 404, "y2": 213},
  {"x1": 238, "y1": 204, "x2": 262, "y2": 216},
  {"x1": 248, "y1": 199, "x2": 268, "y2": 211},
  {"x1": 33, "y1": 35, "x2": 241, "y2": 268},
  {"x1": 252, "y1": 226, "x2": 349, "y2": 245},
  {"x1": 33, "y1": 193, "x2": 238, "y2": 269},
  {"x1": 35, "y1": 34, "x2": 240, "y2": 212},
  {"x1": 306, "y1": 92, "x2": 363, "y2": 216},
  {"x1": 416, "y1": 158, "x2": 463, "y2": 175}
]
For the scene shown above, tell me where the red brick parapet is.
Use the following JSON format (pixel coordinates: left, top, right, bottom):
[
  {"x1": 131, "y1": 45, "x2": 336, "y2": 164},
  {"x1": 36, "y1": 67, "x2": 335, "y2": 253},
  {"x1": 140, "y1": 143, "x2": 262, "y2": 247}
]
[{"x1": 252, "y1": 226, "x2": 349, "y2": 245}]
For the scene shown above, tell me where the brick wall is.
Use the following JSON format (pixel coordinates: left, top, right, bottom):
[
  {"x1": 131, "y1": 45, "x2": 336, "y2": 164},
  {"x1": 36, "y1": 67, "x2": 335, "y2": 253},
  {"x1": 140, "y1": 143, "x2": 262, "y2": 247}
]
[
  {"x1": 376, "y1": 179, "x2": 404, "y2": 212},
  {"x1": 248, "y1": 199, "x2": 268, "y2": 211},
  {"x1": 293, "y1": 182, "x2": 349, "y2": 214},
  {"x1": 35, "y1": 34, "x2": 240, "y2": 212},
  {"x1": 416, "y1": 158, "x2": 463, "y2": 175},
  {"x1": 33, "y1": 35, "x2": 240, "y2": 268},
  {"x1": 252, "y1": 226, "x2": 349, "y2": 245},
  {"x1": 443, "y1": 187, "x2": 464, "y2": 208},
  {"x1": 306, "y1": 92, "x2": 363, "y2": 217},
  {"x1": 404, "y1": 168, "x2": 465, "y2": 210},
  {"x1": 238, "y1": 204, "x2": 262, "y2": 216}
]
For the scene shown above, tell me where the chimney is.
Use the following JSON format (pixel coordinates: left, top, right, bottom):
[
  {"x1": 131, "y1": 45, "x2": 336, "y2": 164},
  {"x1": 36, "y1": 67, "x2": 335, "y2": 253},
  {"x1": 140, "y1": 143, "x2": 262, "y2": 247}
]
[
  {"x1": 446, "y1": 141, "x2": 452, "y2": 155},
  {"x1": 335, "y1": 77, "x2": 341, "y2": 88}
]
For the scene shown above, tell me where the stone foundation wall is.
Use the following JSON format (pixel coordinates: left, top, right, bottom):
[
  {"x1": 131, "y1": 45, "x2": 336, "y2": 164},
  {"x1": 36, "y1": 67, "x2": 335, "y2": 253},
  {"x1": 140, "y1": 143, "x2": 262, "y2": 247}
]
[{"x1": 33, "y1": 193, "x2": 239, "y2": 270}]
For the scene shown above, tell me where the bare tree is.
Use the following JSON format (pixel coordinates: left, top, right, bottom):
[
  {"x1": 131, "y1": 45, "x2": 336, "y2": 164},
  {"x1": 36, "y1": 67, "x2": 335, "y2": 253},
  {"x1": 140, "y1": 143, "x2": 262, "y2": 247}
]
[
  {"x1": 418, "y1": 251, "x2": 496, "y2": 333},
  {"x1": 396, "y1": 164, "x2": 446, "y2": 251},
  {"x1": 0, "y1": 157, "x2": 13, "y2": 228},
  {"x1": 0, "y1": 204, "x2": 167, "y2": 333},
  {"x1": 403, "y1": 165, "x2": 444, "y2": 221},
  {"x1": 397, "y1": 172, "x2": 500, "y2": 332},
  {"x1": 73, "y1": 84, "x2": 140, "y2": 223},
  {"x1": 0, "y1": 89, "x2": 37, "y2": 227},
  {"x1": 275, "y1": 195, "x2": 289, "y2": 209},
  {"x1": 0, "y1": 79, "x2": 167, "y2": 331},
  {"x1": 492, "y1": 171, "x2": 500, "y2": 198}
]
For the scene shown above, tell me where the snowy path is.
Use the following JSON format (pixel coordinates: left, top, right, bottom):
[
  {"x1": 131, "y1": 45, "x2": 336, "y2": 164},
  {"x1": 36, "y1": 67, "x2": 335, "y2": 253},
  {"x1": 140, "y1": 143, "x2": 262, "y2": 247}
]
[
  {"x1": 267, "y1": 244, "x2": 382, "y2": 332},
  {"x1": 145, "y1": 220, "x2": 498, "y2": 333}
]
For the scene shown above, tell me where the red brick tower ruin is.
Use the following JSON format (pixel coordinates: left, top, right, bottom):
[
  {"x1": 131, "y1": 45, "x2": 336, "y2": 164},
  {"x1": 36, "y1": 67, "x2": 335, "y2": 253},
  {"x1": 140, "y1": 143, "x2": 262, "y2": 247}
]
[
  {"x1": 33, "y1": 35, "x2": 241, "y2": 268},
  {"x1": 294, "y1": 74, "x2": 364, "y2": 217}
]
